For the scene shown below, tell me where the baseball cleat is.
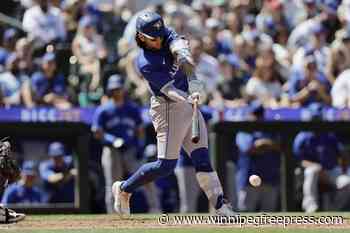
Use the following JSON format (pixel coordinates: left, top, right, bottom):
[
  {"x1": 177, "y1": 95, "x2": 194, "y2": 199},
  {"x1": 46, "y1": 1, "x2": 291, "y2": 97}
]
[
  {"x1": 112, "y1": 181, "x2": 131, "y2": 215},
  {"x1": 0, "y1": 207, "x2": 25, "y2": 224},
  {"x1": 215, "y1": 203, "x2": 236, "y2": 216}
]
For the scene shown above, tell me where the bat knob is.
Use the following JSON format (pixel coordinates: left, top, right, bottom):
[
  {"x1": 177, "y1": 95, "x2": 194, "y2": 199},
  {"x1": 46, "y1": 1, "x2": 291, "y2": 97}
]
[{"x1": 191, "y1": 136, "x2": 200, "y2": 144}]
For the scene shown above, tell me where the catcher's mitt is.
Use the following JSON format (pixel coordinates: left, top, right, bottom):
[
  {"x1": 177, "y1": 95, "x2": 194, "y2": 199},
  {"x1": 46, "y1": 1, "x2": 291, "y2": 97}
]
[{"x1": 0, "y1": 139, "x2": 21, "y2": 187}]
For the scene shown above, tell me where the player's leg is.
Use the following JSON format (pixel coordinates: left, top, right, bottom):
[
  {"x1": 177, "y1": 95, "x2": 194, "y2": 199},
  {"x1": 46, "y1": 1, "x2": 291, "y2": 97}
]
[
  {"x1": 302, "y1": 165, "x2": 321, "y2": 213},
  {"x1": 101, "y1": 146, "x2": 123, "y2": 213},
  {"x1": 113, "y1": 99, "x2": 192, "y2": 214},
  {"x1": 123, "y1": 148, "x2": 161, "y2": 213},
  {"x1": 182, "y1": 112, "x2": 234, "y2": 215}
]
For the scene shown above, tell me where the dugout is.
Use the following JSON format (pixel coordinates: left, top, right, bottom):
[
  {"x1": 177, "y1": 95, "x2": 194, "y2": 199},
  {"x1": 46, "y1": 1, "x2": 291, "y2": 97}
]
[
  {"x1": 0, "y1": 122, "x2": 91, "y2": 214},
  {"x1": 211, "y1": 121, "x2": 350, "y2": 211}
]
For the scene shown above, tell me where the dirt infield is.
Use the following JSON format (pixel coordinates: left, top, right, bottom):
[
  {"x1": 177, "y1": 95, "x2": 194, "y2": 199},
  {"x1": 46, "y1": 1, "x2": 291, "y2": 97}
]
[{"x1": 1, "y1": 214, "x2": 350, "y2": 231}]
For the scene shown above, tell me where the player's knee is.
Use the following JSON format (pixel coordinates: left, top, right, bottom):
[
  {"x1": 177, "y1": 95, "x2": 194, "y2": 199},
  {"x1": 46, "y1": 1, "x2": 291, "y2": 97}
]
[
  {"x1": 191, "y1": 148, "x2": 213, "y2": 172},
  {"x1": 155, "y1": 159, "x2": 177, "y2": 176}
]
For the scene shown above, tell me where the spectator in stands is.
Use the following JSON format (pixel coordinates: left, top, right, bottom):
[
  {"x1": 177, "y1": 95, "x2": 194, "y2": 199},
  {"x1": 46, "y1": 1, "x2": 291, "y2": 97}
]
[
  {"x1": 15, "y1": 38, "x2": 35, "y2": 76},
  {"x1": 23, "y1": 52, "x2": 72, "y2": 109},
  {"x1": 0, "y1": 53, "x2": 29, "y2": 107},
  {"x1": 1, "y1": 161, "x2": 43, "y2": 205},
  {"x1": 327, "y1": 30, "x2": 350, "y2": 83},
  {"x1": 22, "y1": 0, "x2": 66, "y2": 46},
  {"x1": 292, "y1": 24, "x2": 331, "y2": 75},
  {"x1": 293, "y1": 103, "x2": 350, "y2": 213},
  {"x1": 39, "y1": 142, "x2": 76, "y2": 203},
  {"x1": 235, "y1": 100, "x2": 281, "y2": 212},
  {"x1": 287, "y1": 1, "x2": 339, "y2": 53},
  {"x1": 256, "y1": 0, "x2": 291, "y2": 40},
  {"x1": 245, "y1": 52, "x2": 282, "y2": 107},
  {"x1": 61, "y1": 0, "x2": 82, "y2": 42},
  {"x1": 210, "y1": 53, "x2": 248, "y2": 108},
  {"x1": 0, "y1": 28, "x2": 18, "y2": 71},
  {"x1": 288, "y1": 54, "x2": 331, "y2": 107},
  {"x1": 190, "y1": 37, "x2": 220, "y2": 94},
  {"x1": 71, "y1": 16, "x2": 107, "y2": 106},
  {"x1": 331, "y1": 69, "x2": 350, "y2": 108}
]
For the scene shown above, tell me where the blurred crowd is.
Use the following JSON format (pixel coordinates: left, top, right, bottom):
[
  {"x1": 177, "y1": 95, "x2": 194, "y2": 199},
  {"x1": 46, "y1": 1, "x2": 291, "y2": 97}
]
[
  {"x1": 2, "y1": 0, "x2": 350, "y2": 214},
  {"x1": 1, "y1": 0, "x2": 350, "y2": 109}
]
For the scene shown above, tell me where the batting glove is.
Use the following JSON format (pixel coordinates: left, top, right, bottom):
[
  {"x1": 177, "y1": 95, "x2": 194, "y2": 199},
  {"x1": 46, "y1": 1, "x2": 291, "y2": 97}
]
[{"x1": 187, "y1": 92, "x2": 204, "y2": 105}]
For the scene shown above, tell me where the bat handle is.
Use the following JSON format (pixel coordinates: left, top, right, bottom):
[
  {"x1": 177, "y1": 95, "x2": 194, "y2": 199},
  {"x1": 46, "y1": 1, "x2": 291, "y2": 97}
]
[{"x1": 191, "y1": 98, "x2": 200, "y2": 144}]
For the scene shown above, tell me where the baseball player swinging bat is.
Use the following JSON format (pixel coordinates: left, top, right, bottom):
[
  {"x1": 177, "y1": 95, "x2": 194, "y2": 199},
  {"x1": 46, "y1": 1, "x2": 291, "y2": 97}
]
[{"x1": 191, "y1": 97, "x2": 200, "y2": 143}]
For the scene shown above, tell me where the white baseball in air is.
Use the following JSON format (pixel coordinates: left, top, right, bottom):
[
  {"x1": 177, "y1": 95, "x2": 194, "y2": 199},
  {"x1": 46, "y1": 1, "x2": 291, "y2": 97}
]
[{"x1": 249, "y1": 175, "x2": 262, "y2": 187}]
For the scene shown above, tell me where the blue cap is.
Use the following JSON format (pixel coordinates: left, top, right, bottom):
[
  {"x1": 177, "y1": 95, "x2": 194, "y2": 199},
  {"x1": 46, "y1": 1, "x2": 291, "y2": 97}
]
[
  {"x1": 107, "y1": 74, "x2": 124, "y2": 91},
  {"x1": 3, "y1": 28, "x2": 17, "y2": 42},
  {"x1": 321, "y1": 1, "x2": 339, "y2": 15},
  {"x1": 307, "y1": 103, "x2": 324, "y2": 120},
  {"x1": 247, "y1": 100, "x2": 265, "y2": 115},
  {"x1": 48, "y1": 142, "x2": 65, "y2": 157},
  {"x1": 22, "y1": 161, "x2": 36, "y2": 176},
  {"x1": 79, "y1": 16, "x2": 95, "y2": 28},
  {"x1": 42, "y1": 52, "x2": 56, "y2": 63},
  {"x1": 136, "y1": 12, "x2": 165, "y2": 39}
]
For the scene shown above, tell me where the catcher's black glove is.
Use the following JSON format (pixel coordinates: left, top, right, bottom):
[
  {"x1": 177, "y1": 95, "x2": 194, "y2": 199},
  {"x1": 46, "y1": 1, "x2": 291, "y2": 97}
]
[{"x1": 0, "y1": 140, "x2": 21, "y2": 187}]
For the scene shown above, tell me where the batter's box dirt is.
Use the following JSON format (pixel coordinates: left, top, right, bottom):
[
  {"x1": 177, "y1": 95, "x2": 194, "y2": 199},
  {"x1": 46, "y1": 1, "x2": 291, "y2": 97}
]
[{"x1": 0, "y1": 214, "x2": 349, "y2": 231}]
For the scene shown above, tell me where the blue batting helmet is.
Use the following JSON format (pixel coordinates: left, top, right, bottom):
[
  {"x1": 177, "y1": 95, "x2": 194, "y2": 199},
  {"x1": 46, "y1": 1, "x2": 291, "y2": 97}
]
[
  {"x1": 106, "y1": 74, "x2": 124, "y2": 93},
  {"x1": 48, "y1": 142, "x2": 65, "y2": 157},
  {"x1": 136, "y1": 12, "x2": 165, "y2": 39}
]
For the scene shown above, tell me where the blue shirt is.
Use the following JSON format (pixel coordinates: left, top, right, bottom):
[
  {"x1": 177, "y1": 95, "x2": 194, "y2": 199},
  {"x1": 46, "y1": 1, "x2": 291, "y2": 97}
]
[
  {"x1": 0, "y1": 48, "x2": 10, "y2": 66},
  {"x1": 288, "y1": 69, "x2": 331, "y2": 106},
  {"x1": 236, "y1": 132, "x2": 281, "y2": 190},
  {"x1": 92, "y1": 100, "x2": 142, "y2": 146},
  {"x1": 39, "y1": 156, "x2": 75, "y2": 203},
  {"x1": 136, "y1": 27, "x2": 188, "y2": 97},
  {"x1": 293, "y1": 132, "x2": 341, "y2": 170},
  {"x1": 31, "y1": 71, "x2": 67, "y2": 101},
  {"x1": 1, "y1": 183, "x2": 43, "y2": 204}
]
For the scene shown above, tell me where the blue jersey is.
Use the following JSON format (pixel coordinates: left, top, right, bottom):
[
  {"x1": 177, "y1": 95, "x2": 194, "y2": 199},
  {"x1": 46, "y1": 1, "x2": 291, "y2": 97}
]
[
  {"x1": 92, "y1": 100, "x2": 142, "y2": 146},
  {"x1": 1, "y1": 183, "x2": 43, "y2": 204},
  {"x1": 236, "y1": 132, "x2": 281, "y2": 190},
  {"x1": 31, "y1": 71, "x2": 67, "y2": 100},
  {"x1": 136, "y1": 27, "x2": 189, "y2": 97},
  {"x1": 39, "y1": 156, "x2": 75, "y2": 203},
  {"x1": 293, "y1": 132, "x2": 341, "y2": 170}
]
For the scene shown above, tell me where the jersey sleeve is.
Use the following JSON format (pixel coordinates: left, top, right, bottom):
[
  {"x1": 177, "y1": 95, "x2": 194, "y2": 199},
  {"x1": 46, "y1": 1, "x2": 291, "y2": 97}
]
[
  {"x1": 91, "y1": 107, "x2": 104, "y2": 132},
  {"x1": 236, "y1": 132, "x2": 254, "y2": 153},
  {"x1": 293, "y1": 134, "x2": 307, "y2": 161},
  {"x1": 39, "y1": 161, "x2": 55, "y2": 182}
]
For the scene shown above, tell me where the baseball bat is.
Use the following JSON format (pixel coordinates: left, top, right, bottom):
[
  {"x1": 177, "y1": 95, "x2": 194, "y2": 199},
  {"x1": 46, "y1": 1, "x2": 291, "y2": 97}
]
[{"x1": 191, "y1": 98, "x2": 200, "y2": 143}]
